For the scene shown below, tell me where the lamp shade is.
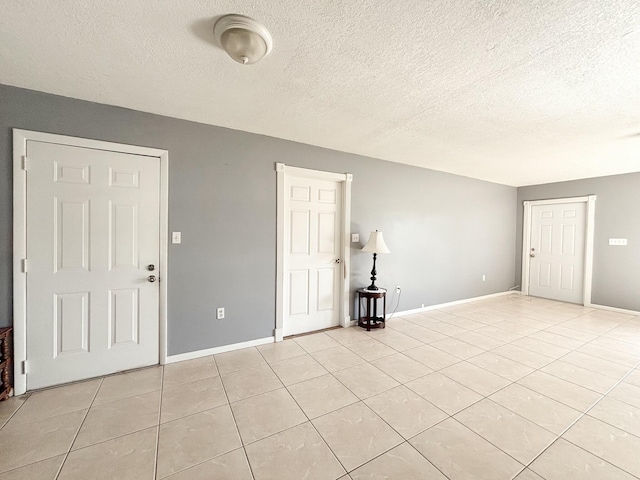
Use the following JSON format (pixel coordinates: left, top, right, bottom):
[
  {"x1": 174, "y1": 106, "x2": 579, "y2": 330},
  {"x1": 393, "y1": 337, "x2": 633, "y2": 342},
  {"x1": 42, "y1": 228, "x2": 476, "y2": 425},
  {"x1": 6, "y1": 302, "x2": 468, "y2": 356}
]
[{"x1": 362, "y1": 231, "x2": 390, "y2": 254}]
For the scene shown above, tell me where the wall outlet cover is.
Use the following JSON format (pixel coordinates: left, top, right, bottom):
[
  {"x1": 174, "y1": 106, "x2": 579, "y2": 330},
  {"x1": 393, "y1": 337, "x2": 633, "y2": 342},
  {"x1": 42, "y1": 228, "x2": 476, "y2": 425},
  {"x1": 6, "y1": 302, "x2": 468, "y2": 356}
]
[
  {"x1": 351, "y1": 233, "x2": 359, "y2": 242},
  {"x1": 172, "y1": 232, "x2": 182, "y2": 244}
]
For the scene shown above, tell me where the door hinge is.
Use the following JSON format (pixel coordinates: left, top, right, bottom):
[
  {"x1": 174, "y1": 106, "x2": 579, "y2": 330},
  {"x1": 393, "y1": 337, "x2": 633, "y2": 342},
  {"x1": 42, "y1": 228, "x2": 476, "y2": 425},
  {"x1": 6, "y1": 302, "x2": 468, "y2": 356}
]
[
  {"x1": 21, "y1": 258, "x2": 27, "y2": 273},
  {"x1": 22, "y1": 360, "x2": 28, "y2": 374},
  {"x1": 21, "y1": 155, "x2": 28, "y2": 171}
]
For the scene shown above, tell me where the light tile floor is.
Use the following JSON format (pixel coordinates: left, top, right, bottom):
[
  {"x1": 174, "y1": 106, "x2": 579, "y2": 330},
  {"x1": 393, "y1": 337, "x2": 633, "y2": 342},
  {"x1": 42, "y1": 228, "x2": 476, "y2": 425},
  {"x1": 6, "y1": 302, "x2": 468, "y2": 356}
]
[{"x1": 1, "y1": 294, "x2": 640, "y2": 479}]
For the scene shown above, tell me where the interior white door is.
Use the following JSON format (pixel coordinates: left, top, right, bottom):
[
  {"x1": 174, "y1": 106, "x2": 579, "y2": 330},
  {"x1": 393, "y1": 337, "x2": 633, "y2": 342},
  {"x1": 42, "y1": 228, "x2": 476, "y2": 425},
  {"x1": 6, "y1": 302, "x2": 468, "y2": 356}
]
[
  {"x1": 528, "y1": 202, "x2": 586, "y2": 304},
  {"x1": 26, "y1": 140, "x2": 160, "y2": 390},
  {"x1": 284, "y1": 175, "x2": 342, "y2": 336}
]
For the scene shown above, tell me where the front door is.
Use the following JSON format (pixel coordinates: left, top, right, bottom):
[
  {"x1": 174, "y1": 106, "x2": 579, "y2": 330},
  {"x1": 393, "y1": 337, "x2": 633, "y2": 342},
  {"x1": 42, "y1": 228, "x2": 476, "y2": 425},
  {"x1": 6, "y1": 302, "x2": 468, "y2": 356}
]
[
  {"x1": 283, "y1": 174, "x2": 342, "y2": 336},
  {"x1": 528, "y1": 202, "x2": 586, "y2": 304},
  {"x1": 26, "y1": 140, "x2": 160, "y2": 390}
]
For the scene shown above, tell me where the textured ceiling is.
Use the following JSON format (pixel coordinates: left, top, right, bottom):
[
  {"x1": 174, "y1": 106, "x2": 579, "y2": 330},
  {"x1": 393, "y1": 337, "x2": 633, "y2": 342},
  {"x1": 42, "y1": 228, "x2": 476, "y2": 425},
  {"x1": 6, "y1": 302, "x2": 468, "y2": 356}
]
[{"x1": 1, "y1": 0, "x2": 640, "y2": 186}]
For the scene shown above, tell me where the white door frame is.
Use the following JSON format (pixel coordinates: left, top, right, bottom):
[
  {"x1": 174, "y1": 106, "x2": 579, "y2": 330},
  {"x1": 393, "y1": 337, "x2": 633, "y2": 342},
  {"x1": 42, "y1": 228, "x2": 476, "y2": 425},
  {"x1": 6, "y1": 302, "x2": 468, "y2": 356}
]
[
  {"x1": 12, "y1": 129, "x2": 169, "y2": 395},
  {"x1": 521, "y1": 195, "x2": 596, "y2": 306},
  {"x1": 275, "y1": 163, "x2": 352, "y2": 341}
]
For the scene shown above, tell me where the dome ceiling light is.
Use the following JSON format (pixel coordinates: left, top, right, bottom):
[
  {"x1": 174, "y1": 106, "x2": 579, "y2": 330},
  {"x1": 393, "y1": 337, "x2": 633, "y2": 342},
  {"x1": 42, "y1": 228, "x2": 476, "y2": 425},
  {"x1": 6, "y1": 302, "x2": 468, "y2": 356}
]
[{"x1": 213, "y1": 14, "x2": 273, "y2": 65}]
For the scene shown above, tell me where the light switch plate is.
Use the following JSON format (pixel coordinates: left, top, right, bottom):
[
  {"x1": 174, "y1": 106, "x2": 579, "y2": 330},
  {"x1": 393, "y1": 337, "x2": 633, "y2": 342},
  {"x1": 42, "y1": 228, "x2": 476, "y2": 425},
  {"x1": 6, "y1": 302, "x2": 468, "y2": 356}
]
[
  {"x1": 172, "y1": 232, "x2": 182, "y2": 244},
  {"x1": 351, "y1": 233, "x2": 359, "y2": 243},
  {"x1": 609, "y1": 238, "x2": 627, "y2": 246}
]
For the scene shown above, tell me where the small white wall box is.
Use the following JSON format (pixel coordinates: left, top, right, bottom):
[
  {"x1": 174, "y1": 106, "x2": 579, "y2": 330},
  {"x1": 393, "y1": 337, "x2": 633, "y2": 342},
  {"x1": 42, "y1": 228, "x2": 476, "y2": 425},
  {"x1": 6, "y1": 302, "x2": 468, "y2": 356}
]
[{"x1": 609, "y1": 238, "x2": 627, "y2": 246}]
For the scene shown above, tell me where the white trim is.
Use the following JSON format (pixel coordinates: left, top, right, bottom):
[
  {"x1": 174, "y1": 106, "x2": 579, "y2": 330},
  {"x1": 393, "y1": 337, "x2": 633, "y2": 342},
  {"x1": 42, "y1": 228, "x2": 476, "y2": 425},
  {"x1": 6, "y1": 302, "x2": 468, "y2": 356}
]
[
  {"x1": 590, "y1": 304, "x2": 640, "y2": 316},
  {"x1": 275, "y1": 164, "x2": 285, "y2": 340},
  {"x1": 275, "y1": 163, "x2": 352, "y2": 340},
  {"x1": 388, "y1": 291, "x2": 514, "y2": 318},
  {"x1": 521, "y1": 195, "x2": 596, "y2": 306},
  {"x1": 165, "y1": 336, "x2": 274, "y2": 364},
  {"x1": 524, "y1": 196, "x2": 592, "y2": 206},
  {"x1": 341, "y1": 174, "x2": 353, "y2": 328},
  {"x1": 278, "y1": 164, "x2": 349, "y2": 182},
  {"x1": 12, "y1": 129, "x2": 169, "y2": 395},
  {"x1": 583, "y1": 195, "x2": 596, "y2": 307},
  {"x1": 521, "y1": 201, "x2": 532, "y2": 298},
  {"x1": 274, "y1": 328, "x2": 284, "y2": 342}
]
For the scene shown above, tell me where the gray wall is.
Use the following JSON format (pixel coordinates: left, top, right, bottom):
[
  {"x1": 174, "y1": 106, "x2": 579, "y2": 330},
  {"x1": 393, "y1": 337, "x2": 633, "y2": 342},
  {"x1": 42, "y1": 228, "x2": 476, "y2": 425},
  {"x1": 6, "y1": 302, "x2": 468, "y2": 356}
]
[
  {"x1": 517, "y1": 173, "x2": 640, "y2": 312},
  {"x1": 0, "y1": 84, "x2": 517, "y2": 355}
]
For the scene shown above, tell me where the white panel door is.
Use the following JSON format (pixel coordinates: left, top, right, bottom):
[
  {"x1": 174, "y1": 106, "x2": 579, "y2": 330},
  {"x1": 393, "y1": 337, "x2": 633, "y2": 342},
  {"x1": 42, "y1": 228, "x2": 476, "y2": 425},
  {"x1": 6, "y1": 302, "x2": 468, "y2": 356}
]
[
  {"x1": 26, "y1": 140, "x2": 160, "y2": 389},
  {"x1": 528, "y1": 202, "x2": 586, "y2": 304},
  {"x1": 284, "y1": 175, "x2": 342, "y2": 336}
]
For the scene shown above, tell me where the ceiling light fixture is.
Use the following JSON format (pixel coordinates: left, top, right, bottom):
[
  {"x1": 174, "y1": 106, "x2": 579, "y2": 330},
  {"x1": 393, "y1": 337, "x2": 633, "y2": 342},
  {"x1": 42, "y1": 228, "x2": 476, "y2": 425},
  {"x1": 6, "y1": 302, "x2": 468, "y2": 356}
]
[{"x1": 213, "y1": 14, "x2": 273, "y2": 65}]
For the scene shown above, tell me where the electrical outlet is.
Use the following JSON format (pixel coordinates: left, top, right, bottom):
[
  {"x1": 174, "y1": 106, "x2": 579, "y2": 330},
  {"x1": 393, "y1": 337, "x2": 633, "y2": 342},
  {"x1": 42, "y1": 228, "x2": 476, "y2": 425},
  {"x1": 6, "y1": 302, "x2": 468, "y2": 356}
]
[
  {"x1": 216, "y1": 307, "x2": 225, "y2": 320},
  {"x1": 351, "y1": 233, "x2": 359, "y2": 242},
  {"x1": 395, "y1": 286, "x2": 401, "y2": 293},
  {"x1": 172, "y1": 232, "x2": 182, "y2": 244},
  {"x1": 482, "y1": 275, "x2": 486, "y2": 282}
]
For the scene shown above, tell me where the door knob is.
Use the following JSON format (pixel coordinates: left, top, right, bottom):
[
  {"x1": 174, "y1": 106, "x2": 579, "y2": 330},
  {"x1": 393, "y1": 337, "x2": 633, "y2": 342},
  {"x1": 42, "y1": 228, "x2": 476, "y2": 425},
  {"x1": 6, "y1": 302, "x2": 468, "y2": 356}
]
[
  {"x1": 530, "y1": 254, "x2": 536, "y2": 258},
  {"x1": 334, "y1": 259, "x2": 341, "y2": 264},
  {"x1": 147, "y1": 264, "x2": 155, "y2": 271},
  {"x1": 148, "y1": 275, "x2": 157, "y2": 282}
]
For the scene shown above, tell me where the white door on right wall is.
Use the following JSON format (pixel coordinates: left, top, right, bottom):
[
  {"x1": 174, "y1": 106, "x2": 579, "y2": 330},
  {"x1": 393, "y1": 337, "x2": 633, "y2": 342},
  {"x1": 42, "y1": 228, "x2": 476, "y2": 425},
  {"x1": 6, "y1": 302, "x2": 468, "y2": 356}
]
[{"x1": 528, "y1": 202, "x2": 587, "y2": 304}]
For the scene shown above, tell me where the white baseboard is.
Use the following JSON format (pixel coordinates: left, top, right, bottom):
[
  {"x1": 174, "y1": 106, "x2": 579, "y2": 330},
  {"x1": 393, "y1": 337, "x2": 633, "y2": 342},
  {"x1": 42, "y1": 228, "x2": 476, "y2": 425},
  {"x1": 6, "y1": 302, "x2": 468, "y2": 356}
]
[
  {"x1": 342, "y1": 315, "x2": 356, "y2": 328},
  {"x1": 165, "y1": 336, "x2": 274, "y2": 364},
  {"x1": 388, "y1": 291, "x2": 513, "y2": 318},
  {"x1": 589, "y1": 303, "x2": 640, "y2": 316}
]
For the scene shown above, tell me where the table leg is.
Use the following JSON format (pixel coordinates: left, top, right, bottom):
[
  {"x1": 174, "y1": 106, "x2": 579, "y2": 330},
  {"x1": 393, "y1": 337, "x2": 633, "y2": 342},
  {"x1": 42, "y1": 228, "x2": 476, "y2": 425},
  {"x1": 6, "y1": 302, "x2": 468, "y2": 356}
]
[
  {"x1": 373, "y1": 295, "x2": 378, "y2": 328},
  {"x1": 383, "y1": 294, "x2": 386, "y2": 328}
]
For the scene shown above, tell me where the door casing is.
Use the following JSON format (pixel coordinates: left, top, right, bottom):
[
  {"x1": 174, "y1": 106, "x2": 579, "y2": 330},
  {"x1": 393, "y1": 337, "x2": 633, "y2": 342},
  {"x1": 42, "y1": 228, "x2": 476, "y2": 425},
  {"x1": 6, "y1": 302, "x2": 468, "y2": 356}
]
[
  {"x1": 13, "y1": 129, "x2": 169, "y2": 395},
  {"x1": 521, "y1": 196, "x2": 596, "y2": 306},
  {"x1": 275, "y1": 163, "x2": 352, "y2": 341}
]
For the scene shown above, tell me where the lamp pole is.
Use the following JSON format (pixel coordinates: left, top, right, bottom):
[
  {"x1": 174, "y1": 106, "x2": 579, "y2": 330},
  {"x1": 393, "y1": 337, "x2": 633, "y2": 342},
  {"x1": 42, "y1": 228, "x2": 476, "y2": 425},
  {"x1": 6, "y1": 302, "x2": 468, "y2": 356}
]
[{"x1": 367, "y1": 253, "x2": 379, "y2": 290}]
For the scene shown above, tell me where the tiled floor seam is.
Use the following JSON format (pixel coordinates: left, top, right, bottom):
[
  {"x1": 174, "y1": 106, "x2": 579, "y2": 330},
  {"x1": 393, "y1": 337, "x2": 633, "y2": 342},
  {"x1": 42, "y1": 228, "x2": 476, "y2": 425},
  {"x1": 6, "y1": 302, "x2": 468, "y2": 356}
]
[
  {"x1": 446, "y1": 345, "x2": 620, "y2": 429},
  {"x1": 400, "y1": 335, "x2": 640, "y2": 470},
  {"x1": 216, "y1": 356, "x2": 256, "y2": 458},
  {"x1": 54, "y1": 377, "x2": 105, "y2": 480},
  {"x1": 257, "y1": 349, "x2": 348, "y2": 478},
  {"x1": 305, "y1": 344, "x2": 519, "y2": 478},
  {"x1": 0, "y1": 393, "x2": 31, "y2": 430},
  {"x1": 511, "y1": 356, "x2": 640, "y2": 480},
  {"x1": 434, "y1": 323, "x2": 632, "y2": 402},
  {"x1": 152, "y1": 365, "x2": 165, "y2": 480},
  {"x1": 5, "y1": 297, "x2": 637, "y2": 479},
  {"x1": 154, "y1": 446, "x2": 248, "y2": 480},
  {"x1": 258, "y1": 343, "x2": 459, "y2": 478}
]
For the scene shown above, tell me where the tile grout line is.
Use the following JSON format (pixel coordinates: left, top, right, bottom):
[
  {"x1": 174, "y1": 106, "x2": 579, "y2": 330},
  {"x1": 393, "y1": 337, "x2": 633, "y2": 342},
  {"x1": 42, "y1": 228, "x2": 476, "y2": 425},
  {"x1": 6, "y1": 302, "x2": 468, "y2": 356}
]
[
  {"x1": 0, "y1": 392, "x2": 32, "y2": 430},
  {"x1": 511, "y1": 356, "x2": 640, "y2": 480},
  {"x1": 152, "y1": 364, "x2": 165, "y2": 480},
  {"x1": 54, "y1": 377, "x2": 104, "y2": 480},
  {"x1": 256, "y1": 342, "x2": 452, "y2": 477},
  {"x1": 4, "y1": 297, "x2": 635, "y2": 478},
  {"x1": 3, "y1": 370, "x2": 167, "y2": 478},
  {"x1": 257, "y1": 346, "x2": 349, "y2": 478},
  {"x1": 153, "y1": 355, "x2": 249, "y2": 479},
  {"x1": 267, "y1": 325, "x2": 519, "y2": 477},
  {"x1": 391, "y1": 302, "x2": 640, "y2": 476},
  {"x1": 271, "y1": 346, "x2": 450, "y2": 477}
]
